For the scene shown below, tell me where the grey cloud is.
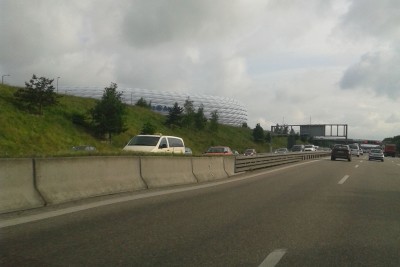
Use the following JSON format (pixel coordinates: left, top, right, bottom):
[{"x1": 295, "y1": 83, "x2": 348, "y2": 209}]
[
  {"x1": 385, "y1": 113, "x2": 400, "y2": 123},
  {"x1": 338, "y1": 0, "x2": 400, "y2": 41},
  {"x1": 122, "y1": 0, "x2": 245, "y2": 47},
  {"x1": 340, "y1": 50, "x2": 400, "y2": 98}
]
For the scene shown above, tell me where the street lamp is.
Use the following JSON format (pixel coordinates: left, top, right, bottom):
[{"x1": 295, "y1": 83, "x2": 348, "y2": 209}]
[
  {"x1": 56, "y1": 76, "x2": 60, "y2": 93},
  {"x1": 1, "y1": 74, "x2": 10, "y2": 84}
]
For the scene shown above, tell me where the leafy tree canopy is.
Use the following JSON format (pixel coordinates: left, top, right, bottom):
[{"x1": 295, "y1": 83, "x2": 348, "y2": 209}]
[
  {"x1": 91, "y1": 82, "x2": 127, "y2": 142},
  {"x1": 165, "y1": 102, "x2": 183, "y2": 128},
  {"x1": 135, "y1": 97, "x2": 151, "y2": 109},
  {"x1": 209, "y1": 110, "x2": 219, "y2": 132},
  {"x1": 253, "y1": 123, "x2": 265, "y2": 142},
  {"x1": 194, "y1": 104, "x2": 207, "y2": 130},
  {"x1": 140, "y1": 122, "x2": 156, "y2": 134},
  {"x1": 14, "y1": 74, "x2": 60, "y2": 115}
]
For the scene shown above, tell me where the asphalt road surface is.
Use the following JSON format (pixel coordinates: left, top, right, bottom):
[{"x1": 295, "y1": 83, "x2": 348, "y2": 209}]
[{"x1": 1, "y1": 156, "x2": 400, "y2": 266}]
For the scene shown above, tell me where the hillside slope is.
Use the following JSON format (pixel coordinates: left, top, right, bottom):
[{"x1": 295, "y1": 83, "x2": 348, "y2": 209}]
[{"x1": 0, "y1": 85, "x2": 283, "y2": 157}]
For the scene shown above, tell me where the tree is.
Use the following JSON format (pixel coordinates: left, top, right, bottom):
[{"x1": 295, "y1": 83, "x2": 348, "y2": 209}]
[
  {"x1": 165, "y1": 102, "x2": 183, "y2": 127},
  {"x1": 209, "y1": 110, "x2": 219, "y2": 132},
  {"x1": 265, "y1": 131, "x2": 272, "y2": 143},
  {"x1": 182, "y1": 97, "x2": 195, "y2": 128},
  {"x1": 287, "y1": 132, "x2": 296, "y2": 149},
  {"x1": 194, "y1": 104, "x2": 207, "y2": 130},
  {"x1": 135, "y1": 97, "x2": 151, "y2": 109},
  {"x1": 91, "y1": 83, "x2": 127, "y2": 143},
  {"x1": 14, "y1": 74, "x2": 60, "y2": 115},
  {"x1": 253, "y1": 123, "x2": 265, "y2": 142},
  {"x1": 140, "y1": 122, "x2": 156, "y2": 134}
]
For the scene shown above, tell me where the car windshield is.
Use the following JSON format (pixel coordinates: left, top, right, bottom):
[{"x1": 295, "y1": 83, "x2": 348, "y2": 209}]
[
  {"x1": 370, "y1": 149, "x2": 382, "y2": 153},
  {"x1": 128, "y1": 136, "x2": 160, "y2": 146}
]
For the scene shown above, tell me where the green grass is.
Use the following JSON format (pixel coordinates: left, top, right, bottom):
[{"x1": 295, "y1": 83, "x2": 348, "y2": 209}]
[{"x1": 0, "y1": 84, "x2": 287, "y2": 157}]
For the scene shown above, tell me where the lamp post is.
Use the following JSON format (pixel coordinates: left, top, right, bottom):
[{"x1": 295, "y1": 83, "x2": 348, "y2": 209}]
[
  {"x1": 1, "y1": 74, "x2": 10, "y2": 84},
  {"x1": 56, "y1": 76, "x2": 60, "y2": 93}
]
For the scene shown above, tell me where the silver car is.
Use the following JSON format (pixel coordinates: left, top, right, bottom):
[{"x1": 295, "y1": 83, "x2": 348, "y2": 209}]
[{"x1": 368, "y1": 149, "x2": 384, "y2": 162}]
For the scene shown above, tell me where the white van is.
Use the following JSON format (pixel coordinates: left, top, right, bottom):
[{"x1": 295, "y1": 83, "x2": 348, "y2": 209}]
[
  {"x1": 349, "y1": 143, "x2": 360, "y2": 157},
  {"x1": 123, "y1": 134, "x2": 185, "y2": 154}
]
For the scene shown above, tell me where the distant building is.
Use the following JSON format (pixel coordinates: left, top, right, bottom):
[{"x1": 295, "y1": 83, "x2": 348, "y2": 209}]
[{"x1": 60, "y1": 86, "x2": 247, "y2": 126}]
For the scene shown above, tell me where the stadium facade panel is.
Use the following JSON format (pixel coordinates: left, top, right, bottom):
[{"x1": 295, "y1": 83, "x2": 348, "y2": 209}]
[{"x1": 59, "y1": 86, "x2": 247, "y2": 126}]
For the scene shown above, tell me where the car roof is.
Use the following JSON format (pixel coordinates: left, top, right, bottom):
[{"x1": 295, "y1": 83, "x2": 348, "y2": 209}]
[{"x1": 136, "y1": 134, "x2": 182, "y2": 138}]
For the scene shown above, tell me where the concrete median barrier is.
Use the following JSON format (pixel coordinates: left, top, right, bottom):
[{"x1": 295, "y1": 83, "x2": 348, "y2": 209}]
[
  {"x1": 223, "y1": 157, "x2": 235, "y2": 176},
  {"x1": 0, "y1": 159, "x2": 45, "y2": 214},
  {"x1": 140, "y1": 157, "x2": 197, "y2": 188},
  {"x1": 192, "y1": 157, "x2": 228, "y2": 182},
  {"x1": 35, "y1": 156, "x2": 146, "y2": 204}
]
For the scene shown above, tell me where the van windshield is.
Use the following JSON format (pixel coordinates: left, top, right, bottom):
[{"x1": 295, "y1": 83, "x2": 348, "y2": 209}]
[{"x1": 128, "y1": 136, "x2": 160, "y2": 146}]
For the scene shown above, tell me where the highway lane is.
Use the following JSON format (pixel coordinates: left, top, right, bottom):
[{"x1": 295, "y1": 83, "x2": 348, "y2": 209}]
[{"x1": 1, "y1": 156, "x2": 399, "y2": 266}]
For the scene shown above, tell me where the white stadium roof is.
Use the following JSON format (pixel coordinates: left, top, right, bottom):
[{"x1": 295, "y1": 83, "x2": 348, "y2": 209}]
[{"x1": 59, "y1": 86, "x2": 247, "y2": 126}]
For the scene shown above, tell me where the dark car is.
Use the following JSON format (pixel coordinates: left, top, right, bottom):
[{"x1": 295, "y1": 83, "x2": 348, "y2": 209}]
[
  {"x1": 244, "y1": 148, "x2": 256, "y2": 156},
  {"x1": 204, "y1": 146, "x2": 234, "y2": 156},
  {"x1": 331, "y1": 144, "x2": 351, "y2": 161}
]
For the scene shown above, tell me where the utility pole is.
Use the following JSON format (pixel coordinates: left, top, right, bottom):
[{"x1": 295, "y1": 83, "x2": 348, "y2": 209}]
[
  {"x1": 56, "y1": 77, "x2": 60, "y2": 93},
  {"x1": 1, "y1": 74, "x2": 10, "y2": 84}
]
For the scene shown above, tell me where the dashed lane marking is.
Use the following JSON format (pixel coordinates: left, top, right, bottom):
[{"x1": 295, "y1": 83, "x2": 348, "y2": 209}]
[
  {"x1": 338, "y1": 175, "x2": 350, "y2": 185},
  {"x1": 259, "y1": 249, "x2": 287, "y2": 267}
]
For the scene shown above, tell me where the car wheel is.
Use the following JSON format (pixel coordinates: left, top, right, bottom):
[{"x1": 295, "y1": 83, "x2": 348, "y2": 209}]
[
  {"x1": 331, "y1": 156, "x2": 335, "y2": 160},
  {"x1": 382, "y1": 159, "x2": 384, "y2": 162},
  {"x1": 348, "y1": 157, "x2": 351, "y2": 162}
]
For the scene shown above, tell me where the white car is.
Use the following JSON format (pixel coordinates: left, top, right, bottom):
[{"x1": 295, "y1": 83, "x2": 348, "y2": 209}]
[
  {"x1": 275, "y1": 148, "x2": 289, "y2": 154},
  {"x1": 123, "y1": 134, "x2": 185, "y2": 154},
  {"x1": 304, "y1": 145, "x2": 316, "y2": 152}
]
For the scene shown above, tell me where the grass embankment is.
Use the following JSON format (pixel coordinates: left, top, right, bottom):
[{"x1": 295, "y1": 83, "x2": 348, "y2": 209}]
[{"x1": 0, "y1": 84, "x2": 286, "y2": 157}]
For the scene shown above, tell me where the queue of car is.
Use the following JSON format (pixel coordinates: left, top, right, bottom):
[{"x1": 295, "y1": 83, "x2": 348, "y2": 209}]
[
  {"x1": 123, "y1": 134, "x2": 368, "y2": 159},
  {"x1": 329, "y1": 143, "x2": 385, "y2": 162}
]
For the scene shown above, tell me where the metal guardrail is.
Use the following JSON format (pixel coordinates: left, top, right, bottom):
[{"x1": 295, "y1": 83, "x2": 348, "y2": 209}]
[{"x1": 235, "y1": 152, "x2": 331, "y2": 173}]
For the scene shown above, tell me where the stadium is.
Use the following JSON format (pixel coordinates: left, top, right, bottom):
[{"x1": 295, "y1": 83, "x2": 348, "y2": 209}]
[{"x1": 59, "y1": 86, "x2": 248, "y2": 126}]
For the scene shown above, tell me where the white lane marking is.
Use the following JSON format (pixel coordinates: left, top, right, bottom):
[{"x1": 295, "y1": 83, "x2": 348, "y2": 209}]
[
  {"x1": 338, "y1": 175, "x2": 350, "y2": 185},
  {"x1": 259, "y1": 249, "x2": 287, "y2": 267},
  {"x1": 355, "y1": 165, "x2": 359, "y2": 168},
  {"x1": 0, "y1": 160, "x2": 321, "y2": 228}
]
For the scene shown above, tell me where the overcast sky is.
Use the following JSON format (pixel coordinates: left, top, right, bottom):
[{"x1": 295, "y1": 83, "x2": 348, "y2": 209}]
[{"x1": 1, "y1": 0, "x2": 399, "y2": 140}]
